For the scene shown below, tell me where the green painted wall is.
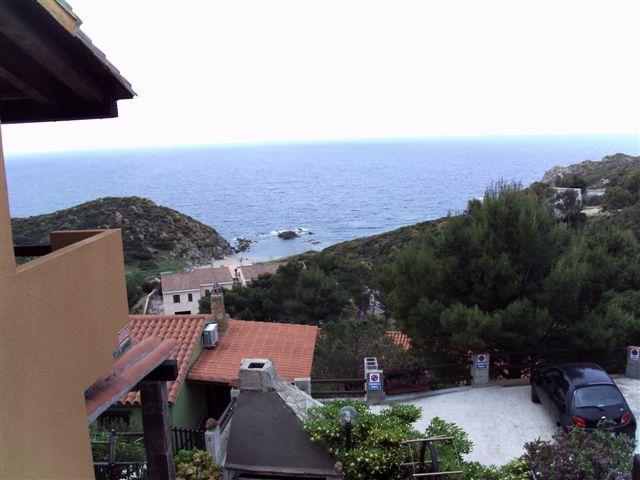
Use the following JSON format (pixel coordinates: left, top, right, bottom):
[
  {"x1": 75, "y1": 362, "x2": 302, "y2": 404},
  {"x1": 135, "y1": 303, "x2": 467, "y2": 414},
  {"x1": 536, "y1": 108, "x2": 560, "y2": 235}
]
[
  {"x1": 171, "y1": 339, "x2": 207, "y2": 427},
  {"x1": 170, "y1": 381, "x2": 207, "y2": 427}
]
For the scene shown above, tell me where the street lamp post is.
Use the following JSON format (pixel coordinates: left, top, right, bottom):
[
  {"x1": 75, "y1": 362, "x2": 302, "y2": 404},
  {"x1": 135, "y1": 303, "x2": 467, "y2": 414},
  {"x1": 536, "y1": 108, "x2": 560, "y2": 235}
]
[{"x1": 338, "y1": 406, "x2": 357, "y2": 451}]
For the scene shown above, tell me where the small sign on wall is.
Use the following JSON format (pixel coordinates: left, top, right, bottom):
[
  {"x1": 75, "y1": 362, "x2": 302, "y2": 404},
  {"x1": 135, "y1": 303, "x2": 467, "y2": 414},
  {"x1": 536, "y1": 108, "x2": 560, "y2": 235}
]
[
  {"x1": 630, "y1": 348, "x2": 639, "y2": 361},
  {"x1": 475, "y1": 354, "x2": 488, "y2": 369},
  {"x1": 117, "y1": 325, "x2": 130, "y2": 345},
  {"x1": 368, "y1": 372, "x2": 381, "y2": 390},
  {"x1": 113, "y1": 337, "x2": 132, "y2": 360}
]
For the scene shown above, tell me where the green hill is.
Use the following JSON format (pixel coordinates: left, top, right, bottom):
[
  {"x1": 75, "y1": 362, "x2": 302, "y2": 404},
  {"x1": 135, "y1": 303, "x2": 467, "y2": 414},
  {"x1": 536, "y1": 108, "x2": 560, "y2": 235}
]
[
  {"x1": 11, "y1": 196, "x2": 232, "y2": 271},
  {"x1": 322, "y1": 153, "x2": 640, "y2": 266},
  {"x1": 322, "y1": 217, "x2": 446, "y2": 265}
]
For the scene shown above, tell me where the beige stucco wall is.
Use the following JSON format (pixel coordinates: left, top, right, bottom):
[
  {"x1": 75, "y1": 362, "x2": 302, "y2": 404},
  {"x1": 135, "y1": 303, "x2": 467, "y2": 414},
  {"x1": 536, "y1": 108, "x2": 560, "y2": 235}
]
[{"x1": 0, "y1": 126, "x2": 131, "y2": 479}]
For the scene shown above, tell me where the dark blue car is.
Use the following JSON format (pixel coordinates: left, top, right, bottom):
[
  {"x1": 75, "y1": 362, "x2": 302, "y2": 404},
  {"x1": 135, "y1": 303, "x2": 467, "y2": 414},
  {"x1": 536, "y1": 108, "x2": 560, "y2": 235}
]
[{"x1": 531, "y1": 362, "x2": 636, "y2": 437}]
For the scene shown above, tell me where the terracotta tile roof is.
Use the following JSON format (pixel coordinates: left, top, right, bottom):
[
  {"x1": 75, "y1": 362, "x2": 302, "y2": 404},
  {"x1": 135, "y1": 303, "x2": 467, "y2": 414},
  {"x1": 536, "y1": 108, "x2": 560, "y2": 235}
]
[
  {"x1": 87, "y1": 337, "x2": 180, "y2": 422},
  {"x1": 161, "y1": 267, "x2": 234, "y2": 292},
  {"x1": 188, "y1": 320, "x2": 318, "y2": 385},
  {"x1": 387, "y1": 331, "x2": 411, "y2": 350},
  {"x1": 239, "y1": 262, "x2": 283, "y2": 282},
  {"x1": 118, "y1": 315, "x2": 207, "y2": 405}
]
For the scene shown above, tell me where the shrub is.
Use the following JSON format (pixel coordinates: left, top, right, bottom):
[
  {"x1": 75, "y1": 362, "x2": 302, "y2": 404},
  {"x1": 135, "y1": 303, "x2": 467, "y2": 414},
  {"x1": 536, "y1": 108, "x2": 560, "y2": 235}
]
[
  {"x1": 421, "y1": 417, "x2": 472, "y2": 471},
  {"x1": 303, "y1": 400, "x2": 421, "y2": 480},
  {"x1": 524, "y1": 421, "x2": 635, "y2": 479},
  {"x1": 174, "y1": 449, "x2": 222, "y2": 480}
]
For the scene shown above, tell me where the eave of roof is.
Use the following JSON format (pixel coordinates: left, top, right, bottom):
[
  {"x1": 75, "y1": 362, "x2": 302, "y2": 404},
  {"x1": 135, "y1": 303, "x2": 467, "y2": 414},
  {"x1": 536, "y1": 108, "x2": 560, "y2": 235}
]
[
  {"x1": 85, "y1": 337, "x2": 179, "y2": 423},
  {"x1": 0, "y1": 0, "x2": 135, "y2": 123}
]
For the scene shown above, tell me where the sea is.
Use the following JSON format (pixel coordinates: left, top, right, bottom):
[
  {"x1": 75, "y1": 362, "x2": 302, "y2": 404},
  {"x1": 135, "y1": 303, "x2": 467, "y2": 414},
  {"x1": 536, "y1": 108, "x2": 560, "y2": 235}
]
[{"x1": 5, "y1": 136, "x2": 640, "y2": 261}]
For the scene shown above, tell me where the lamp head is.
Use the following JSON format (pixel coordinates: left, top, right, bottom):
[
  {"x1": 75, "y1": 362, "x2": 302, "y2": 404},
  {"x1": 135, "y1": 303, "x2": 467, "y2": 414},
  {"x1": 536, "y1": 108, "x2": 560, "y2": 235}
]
[{"x1": 338, "y1": 406, "x2": 357, "y2": 429}]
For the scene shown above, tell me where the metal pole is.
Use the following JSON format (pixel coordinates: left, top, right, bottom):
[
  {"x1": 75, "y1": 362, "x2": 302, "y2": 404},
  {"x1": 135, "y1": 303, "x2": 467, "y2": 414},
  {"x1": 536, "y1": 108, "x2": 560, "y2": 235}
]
[
  {"x1": 108, "y1": 429, "x2": 117, "y2": 480},
  {"x1": 345, "y1": 425, "x2": 352, "y2": 451},
  {"x1": 428, "y1": 441, "x2": 439, "y2": 473}
]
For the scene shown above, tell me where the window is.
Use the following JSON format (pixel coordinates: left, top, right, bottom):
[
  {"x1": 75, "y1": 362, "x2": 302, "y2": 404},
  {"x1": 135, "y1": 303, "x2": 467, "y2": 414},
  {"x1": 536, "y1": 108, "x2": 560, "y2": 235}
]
[
  {"x1": 573, "y1": 385, "x2": 624, "y2": 408},
  {"x1": 173, "y1": 294, "x2": 180, "y2": 303},
  {"x1": 188, "y1": 293, "x2": 193, "y2": 302}
]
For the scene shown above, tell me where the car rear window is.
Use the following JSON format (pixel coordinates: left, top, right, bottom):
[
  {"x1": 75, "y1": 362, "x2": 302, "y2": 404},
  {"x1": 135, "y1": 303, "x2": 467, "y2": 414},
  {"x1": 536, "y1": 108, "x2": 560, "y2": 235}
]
[{"x1": 573, "y1": 385, "x2": 624, "y2": 408}]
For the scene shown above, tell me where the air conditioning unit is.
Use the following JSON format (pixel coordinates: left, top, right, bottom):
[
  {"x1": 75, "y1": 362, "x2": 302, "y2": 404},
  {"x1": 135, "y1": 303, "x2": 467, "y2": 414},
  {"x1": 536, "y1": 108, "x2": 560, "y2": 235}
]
[{"x1": 202, "y1": 323, "x2": 219, "y2": 348}]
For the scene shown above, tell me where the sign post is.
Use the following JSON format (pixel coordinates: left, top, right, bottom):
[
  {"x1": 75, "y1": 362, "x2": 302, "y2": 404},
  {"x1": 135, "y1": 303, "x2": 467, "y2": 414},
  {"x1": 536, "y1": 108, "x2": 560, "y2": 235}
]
[
  {"x1": 471, "y1": 353, "x2": 490, "y2": 386},
  {"x1": 626, "y1": 346, "x2": 640, "y2": 380},
  {"x1": 366, "y1": 369, "x2": 384, "y2": 405},
  {"x1": 364, "y1": 357, "x2": 384, "y2": 405}
]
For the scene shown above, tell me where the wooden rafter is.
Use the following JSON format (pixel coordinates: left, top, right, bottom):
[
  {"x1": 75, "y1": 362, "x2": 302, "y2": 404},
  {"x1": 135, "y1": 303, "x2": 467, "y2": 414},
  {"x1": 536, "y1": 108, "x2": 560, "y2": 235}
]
[
  {"x1": 0, "y1": 4, "x2": 103, "y2": 104},
  {"x1": 0, "y1": 66, "x2": 55, "y2": 107}
]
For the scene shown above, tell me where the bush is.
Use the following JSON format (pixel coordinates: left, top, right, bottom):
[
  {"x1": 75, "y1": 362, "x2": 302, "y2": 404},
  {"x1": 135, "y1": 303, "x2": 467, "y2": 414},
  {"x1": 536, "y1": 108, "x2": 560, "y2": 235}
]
[
  {"x1": 422, "y1": 417, "x2": 472, "y2": 471},
  {"x1": 524, "y1": 421, "x2": 635, "y2": 479},
  {"x1": 174, "y1": 449, "x2": 222, "y2": 480},
  {"x1": 303, "y1": 400, "x2": 421, "y2": 480}
]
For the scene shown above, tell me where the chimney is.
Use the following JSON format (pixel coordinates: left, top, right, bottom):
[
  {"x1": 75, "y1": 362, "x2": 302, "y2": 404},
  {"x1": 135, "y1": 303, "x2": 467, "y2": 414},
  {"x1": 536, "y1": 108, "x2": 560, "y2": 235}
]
[
  {"x1": 209, "y1": 284, "x2": 225, "y2": 322},
  {"x1": 238, "y1": 358, "x2": 277, "y2": 392}
]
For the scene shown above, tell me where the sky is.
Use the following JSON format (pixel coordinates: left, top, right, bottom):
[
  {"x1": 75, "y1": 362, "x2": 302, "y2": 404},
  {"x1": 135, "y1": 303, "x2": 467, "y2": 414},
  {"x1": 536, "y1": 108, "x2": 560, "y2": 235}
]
[{"x1": 3, "y1": 0, "x2": 639, "y2": 154}]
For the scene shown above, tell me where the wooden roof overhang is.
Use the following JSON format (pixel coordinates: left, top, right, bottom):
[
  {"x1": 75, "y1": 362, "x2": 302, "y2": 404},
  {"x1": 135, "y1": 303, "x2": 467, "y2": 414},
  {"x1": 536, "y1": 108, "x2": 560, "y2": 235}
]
[
  {"x1": 0, "y1": 0, "x2": 135, "y2": 124},
  {"x1": 85, "y1": 337, "x2": 179, "y2": 423}
]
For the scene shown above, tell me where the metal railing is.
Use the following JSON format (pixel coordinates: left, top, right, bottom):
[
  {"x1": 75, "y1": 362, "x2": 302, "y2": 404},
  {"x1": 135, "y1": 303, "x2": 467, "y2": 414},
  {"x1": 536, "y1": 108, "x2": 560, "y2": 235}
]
[
  {"x1": 384, "y1": 362, "x2": 472, "y2": 396},
  {"x1": 172, "y1": 427, "x2": 205, "y2": 454},
  {"x1": 489, "y1": 346, "x2": 628, "y2": 380},
  {"x1": 218, "y1": 397, "x2": 237, "y2": 432},
  {"x1": 92, "y1": 430, "x2": 146, "y2": 480},
  {"x1": 310, "y1": 378, "x2": 366, "y2": 399}
]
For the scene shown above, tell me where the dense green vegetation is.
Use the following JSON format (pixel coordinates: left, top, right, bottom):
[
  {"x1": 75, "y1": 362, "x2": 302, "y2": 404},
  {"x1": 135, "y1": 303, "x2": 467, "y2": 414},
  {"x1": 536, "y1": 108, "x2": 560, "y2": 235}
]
[
  {"x1": 11, "y1": 196, "x2": 233, "y2": 309},
  {"x1": 304, "y1": 401, "x2": 634, "y2": 480},
  {"x1": 379, "y1": 182, "x2": 640, "y2": 361},
  {"x1": 174, "y1": 449, "x2": 222, "y2": 480},
  {"x1": 303, "y1": 400, "x2": 423, "y2": 480},
  {"x1": 322, "y1": 218, "x2": 446, "y2": 265},
  {"x1": 223, "y1": 255, "x2": 372, "y2": 324},
  {"x1": 312, "y1": 316, "x2": 408, "y2": 378},
  {"x1": 11, "y1": 196, "x2": 232, "y2": 270}
]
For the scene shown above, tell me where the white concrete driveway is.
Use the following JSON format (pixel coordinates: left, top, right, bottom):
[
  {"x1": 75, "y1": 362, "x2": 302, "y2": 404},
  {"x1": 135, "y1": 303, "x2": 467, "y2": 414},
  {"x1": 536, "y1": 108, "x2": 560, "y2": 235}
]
[{"x1": 372, "y1": 377, "x2": 640, "y2": 465}]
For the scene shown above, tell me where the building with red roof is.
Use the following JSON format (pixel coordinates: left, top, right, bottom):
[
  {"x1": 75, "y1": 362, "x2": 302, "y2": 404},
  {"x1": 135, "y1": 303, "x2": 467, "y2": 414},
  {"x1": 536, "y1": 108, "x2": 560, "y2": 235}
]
[
  {"x1": 102, "y1": 314, "x2": 208, "y2": 428},
  {"x1": 188, "y1": 319, "x2": 317, "y2": 385},
  {"x1": 102, "y1": 314, "x2": 319, "y2": 429},
  {"x1": 387, "y1": 330, "x2": 411, "y2": 350}
]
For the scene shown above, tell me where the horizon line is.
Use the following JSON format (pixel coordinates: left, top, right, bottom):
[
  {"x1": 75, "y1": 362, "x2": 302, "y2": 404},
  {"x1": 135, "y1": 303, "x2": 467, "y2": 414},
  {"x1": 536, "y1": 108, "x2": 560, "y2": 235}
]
[{"x1": 5, "y1": 133, "x2": 640, "y2": 157}]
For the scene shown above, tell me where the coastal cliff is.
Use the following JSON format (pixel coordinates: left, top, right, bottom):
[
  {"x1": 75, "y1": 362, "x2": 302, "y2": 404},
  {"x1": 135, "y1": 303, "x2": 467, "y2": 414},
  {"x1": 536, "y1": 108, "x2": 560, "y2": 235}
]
[
  {"x1": 11, "y1": 196, "x2": 232, "y2": 270},
  {"x1": 542, "y1": 153, "x2": 640, "y2": 187}
]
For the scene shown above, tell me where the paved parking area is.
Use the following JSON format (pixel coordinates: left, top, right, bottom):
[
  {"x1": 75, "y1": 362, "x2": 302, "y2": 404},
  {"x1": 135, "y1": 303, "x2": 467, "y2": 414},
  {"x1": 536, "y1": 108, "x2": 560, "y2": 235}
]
[
  {"x1": 613, "y1": 376, "x2": 640, "y2": 454},
  {"x1": 372, "y1": 377, "x2": 640, "y2": 465}
]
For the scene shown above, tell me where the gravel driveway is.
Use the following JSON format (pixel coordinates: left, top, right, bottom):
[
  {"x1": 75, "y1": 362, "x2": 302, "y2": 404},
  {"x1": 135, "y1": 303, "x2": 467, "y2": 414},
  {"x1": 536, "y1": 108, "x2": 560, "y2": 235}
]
[{"x1": 372, "y1": 377, "x2": 640, "y2": 465}]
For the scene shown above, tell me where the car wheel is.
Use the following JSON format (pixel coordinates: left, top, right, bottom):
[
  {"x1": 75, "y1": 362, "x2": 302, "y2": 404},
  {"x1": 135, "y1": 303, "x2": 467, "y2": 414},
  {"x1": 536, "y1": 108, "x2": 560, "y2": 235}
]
[{"x1": 531, "y1": 385, "x2": 540, "y2": 403}]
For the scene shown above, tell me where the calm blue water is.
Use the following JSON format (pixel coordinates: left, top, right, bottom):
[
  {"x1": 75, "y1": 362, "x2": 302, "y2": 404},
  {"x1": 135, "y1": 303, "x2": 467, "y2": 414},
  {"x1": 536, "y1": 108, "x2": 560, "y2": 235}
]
[{"x1": 5, "y1": 136, "x2": 639, "y2": 260}]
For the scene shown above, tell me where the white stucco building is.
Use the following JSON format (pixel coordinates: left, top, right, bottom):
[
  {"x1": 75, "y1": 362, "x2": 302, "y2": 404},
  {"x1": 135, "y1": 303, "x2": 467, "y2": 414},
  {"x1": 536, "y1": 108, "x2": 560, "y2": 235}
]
[
  {"x1": 161, "y1": 266, "x2": 235, "y2": 315},
  {"x1": 233, "y1": 262, "x2": 283, "y2": 286}
]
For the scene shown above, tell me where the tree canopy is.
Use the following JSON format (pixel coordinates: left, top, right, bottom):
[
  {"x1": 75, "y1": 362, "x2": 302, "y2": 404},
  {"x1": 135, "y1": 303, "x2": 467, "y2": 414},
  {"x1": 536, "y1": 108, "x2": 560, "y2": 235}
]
[
  {"x1": 379, "y1": 183, "x2": 640, "y2": 359},
  {"x1": 222, "y1": 254, "x2": 372, "y2": 325}
]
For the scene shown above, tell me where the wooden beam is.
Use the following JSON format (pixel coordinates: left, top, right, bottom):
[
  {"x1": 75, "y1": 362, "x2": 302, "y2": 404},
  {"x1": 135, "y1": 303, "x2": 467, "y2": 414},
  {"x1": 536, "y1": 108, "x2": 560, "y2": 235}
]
[
  {"x1": 140, "y1": 381, "x2": 176, "y2": 480},
  {"x1": 0, "y1": 66, "x2": 55, "y2": 107},
  {"x1": 0, "y1": 4, "x2": 103, "y2": 104}
]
